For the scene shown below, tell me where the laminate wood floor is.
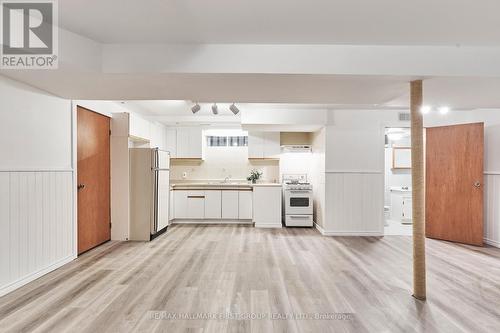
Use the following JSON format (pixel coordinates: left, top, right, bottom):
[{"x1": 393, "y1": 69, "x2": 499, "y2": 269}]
[{"x1": 1, "y1": 225, "x2": 499, "y2": 333}]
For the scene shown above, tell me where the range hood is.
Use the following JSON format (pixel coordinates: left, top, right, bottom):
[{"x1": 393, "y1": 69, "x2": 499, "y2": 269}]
[{"x1": 281, "y1": 145, "x2": 312, "y2": 153}]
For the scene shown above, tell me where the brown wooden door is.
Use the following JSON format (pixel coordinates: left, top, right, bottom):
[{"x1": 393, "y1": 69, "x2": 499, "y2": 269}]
[
  {"x1": 426, "y1": 123, "x2": 484, "y2": 246},
  {"x1": 77, "y1": 106, "x2": 111, "y2": 254}
]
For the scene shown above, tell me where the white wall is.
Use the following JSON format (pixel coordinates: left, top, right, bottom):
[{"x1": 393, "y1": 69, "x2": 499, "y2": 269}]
[
  {"x1": 0, "y1": 75, "x2": 75, "y2": 296},
  {"x1": 320, "y1": 110, "x2": 393, "y2": 235},
  {"x1": 0, "y1": 78, "x2": 72, "y2": 170},
  {"x1": 310, "y1": 128, "x2": 326, "y2": 229},
  {"x1": 320, "y1": 108, "x2": 500, "y2": 245}
]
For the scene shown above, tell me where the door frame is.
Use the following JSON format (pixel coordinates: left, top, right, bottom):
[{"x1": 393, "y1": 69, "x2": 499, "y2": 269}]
[
  {"x1": 71, "y1": 102, "x2": 113, "y2": 257},
  {"x1": 381, "y1": 125, "x2": 412, "y2": 235}
]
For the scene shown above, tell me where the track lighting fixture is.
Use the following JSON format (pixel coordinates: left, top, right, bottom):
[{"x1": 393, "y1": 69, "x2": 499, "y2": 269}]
[
  {"x1": 229, "y1": 103, "x2": 240, "y2": 115},
  {"x1": 191, "y1": 103, "x2": 201, "y2": 114}
]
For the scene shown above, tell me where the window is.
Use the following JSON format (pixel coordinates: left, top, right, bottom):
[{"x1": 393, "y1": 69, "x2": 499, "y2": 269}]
[
  {"x1": 206, "y1": 136, "x2": 227, "y2": 147},
  {"x1": 228, "y1": 136, "x2": 248, "y2": 147}
]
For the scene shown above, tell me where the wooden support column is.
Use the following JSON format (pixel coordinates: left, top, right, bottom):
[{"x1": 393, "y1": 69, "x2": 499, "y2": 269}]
[{"x1": 411, "y1": 80, "x2": 426, "y2": 300}]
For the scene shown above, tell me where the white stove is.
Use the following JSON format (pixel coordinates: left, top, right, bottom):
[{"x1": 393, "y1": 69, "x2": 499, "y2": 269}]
[{"x1": 282, "y1": 174, "x2": 314, "y2": 227}]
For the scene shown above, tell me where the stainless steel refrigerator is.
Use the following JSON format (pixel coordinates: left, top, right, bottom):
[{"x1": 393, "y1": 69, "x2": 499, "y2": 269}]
[{"x1": 129, "y1": 148, "x2": 170, "y2": 241}]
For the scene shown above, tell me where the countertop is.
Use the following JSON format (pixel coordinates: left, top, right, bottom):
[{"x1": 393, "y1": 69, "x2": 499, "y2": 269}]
[{"x1": 170, "y1": 182, "x2": 282, "y2": 190}]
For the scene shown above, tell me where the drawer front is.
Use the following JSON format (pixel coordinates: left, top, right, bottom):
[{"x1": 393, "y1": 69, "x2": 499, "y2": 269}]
[{"x1": 285, "y1": 215, "x2": 313, "y2": 227}]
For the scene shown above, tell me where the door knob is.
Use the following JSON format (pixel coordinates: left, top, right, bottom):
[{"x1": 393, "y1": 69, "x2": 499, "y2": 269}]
[
  {"x1": 77, "y1": 184, "x2": 86, "y2": 190},
  {"x1": 473, "y1": 181, "x2": 481, "y2": 188}
]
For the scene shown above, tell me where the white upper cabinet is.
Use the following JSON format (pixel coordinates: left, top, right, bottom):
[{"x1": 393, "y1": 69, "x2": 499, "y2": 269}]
[
  {"x1": 128, "y1": 113, "x2": 151, "y2": 141},
  {"x1": 149, "y1": 122, "x2": 166, "y2": 150},
  {"x1": 248, "y1": 132, "x2": 280, "y2": 158},
  {"x1": 165, "y1": 127, "x2": 177, "y2": 158},
  {"x1": 263, "y1": 132, "x2": 281, "y2": 157},
  {"x1": 175, "y1": 127, "x2": 203, "y2": 159},
  {"x1": 248, "y1": 132, "x2": 264, "y2": 158}
]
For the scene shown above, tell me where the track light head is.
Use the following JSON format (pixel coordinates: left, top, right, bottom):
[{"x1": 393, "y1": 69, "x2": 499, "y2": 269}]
[
  {"x1": 229, "y1": 103, "x2": 240, "y2": 115},
  {"x1": 191, "y1": 103, "x2": 201, "y2": 114},
  {"x1": 212, "y1": 103, "x2": 218, "y2": 115}
]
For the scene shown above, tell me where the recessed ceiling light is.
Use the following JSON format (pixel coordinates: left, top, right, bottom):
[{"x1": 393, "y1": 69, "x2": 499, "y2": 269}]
[
  {"x1": 420, "y1": 105, "x2": 431, "y2": 114},
  {"x1": 191, "y1": 103, "x2": 201, "y2": 114},
  {"x1": 229, "y1": 103, "x2": 240, "y2": 115},
  {"x1": 212, "y1": 103, "x2": 218, "y2": 115},
  {"x1": 438, "y1": 106, "x2": 450, "y2": 115}
]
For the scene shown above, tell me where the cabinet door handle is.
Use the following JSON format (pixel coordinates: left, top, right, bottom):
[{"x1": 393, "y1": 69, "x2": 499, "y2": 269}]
[{"x1": 187, "y1": 196, "x2": 205, "y2": 199}]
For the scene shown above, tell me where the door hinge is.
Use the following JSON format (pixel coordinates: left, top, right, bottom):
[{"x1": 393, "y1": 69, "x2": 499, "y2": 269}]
[
  {"x1": 109, "y1": 222, "x2": 112, "y2": 229},
  {"x1": 109, "y1": 129, "x2": 112, "y2": 136}
]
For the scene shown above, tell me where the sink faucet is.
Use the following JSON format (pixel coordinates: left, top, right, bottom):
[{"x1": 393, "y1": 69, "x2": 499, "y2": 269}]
[{"x1": 224, "y1": 175, "x2": 231, "y2": 183}]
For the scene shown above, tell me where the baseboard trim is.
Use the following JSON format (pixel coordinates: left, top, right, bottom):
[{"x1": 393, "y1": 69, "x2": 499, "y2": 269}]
[
  {"x1": 172, "y1": 219, "x2": 253, "y2": 225},
  {"x1": 315, "y1": 223, "x2": 383, "y2": 236},
  {"x1": 254, "y1": 222, "x2": 283, "y2": 228},
  {"x1": 0, "y1": 255, "x2": 76, "y2": 297},
  {"x1": 484, "y1": 237, "x2": 500, "y2": 248}
]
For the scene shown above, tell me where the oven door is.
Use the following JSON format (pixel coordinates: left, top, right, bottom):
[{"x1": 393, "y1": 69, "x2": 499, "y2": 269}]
[{"x1": 285, "y1": 190, "x2": 313, "y2": 215}]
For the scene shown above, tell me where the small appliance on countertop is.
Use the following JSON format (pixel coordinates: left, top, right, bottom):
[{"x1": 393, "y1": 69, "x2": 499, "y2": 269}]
[{"x1": 282, "y1": 174, "x2": 313, "y2": 227}]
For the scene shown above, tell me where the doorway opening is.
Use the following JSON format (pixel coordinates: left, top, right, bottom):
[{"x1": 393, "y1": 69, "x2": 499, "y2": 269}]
[{"x1": 384, "y1": 127, "x2": 412, "y2": 236}]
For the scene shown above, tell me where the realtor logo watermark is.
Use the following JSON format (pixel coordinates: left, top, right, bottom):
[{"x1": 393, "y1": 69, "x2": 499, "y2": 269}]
[{"x1": 1, "y1": 0, "x2": 58, "y2": 69}]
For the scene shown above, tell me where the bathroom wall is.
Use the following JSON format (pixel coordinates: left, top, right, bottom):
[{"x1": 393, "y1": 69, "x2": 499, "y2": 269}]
[
  {"x1": 384, "y1": 131, "x2": 412, "y2": 206},
  {"x1": 170, "y1": 128, "x2": 280, "y2": 182}
]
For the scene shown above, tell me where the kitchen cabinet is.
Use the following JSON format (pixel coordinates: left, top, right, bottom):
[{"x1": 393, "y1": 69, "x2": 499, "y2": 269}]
[
  {"x1": 129, "y1": 113, "x2": 151, "y2": 141},
  {"x1": 173, "y1": 190, "x2": 188, "y2": 219},
  {"x1": 175, "y1": 127, "x2": 203, "y2": 158},
  {"x1": 238, "y1": 190, "x2": 253, "y2": 219},
  {"x1": 253, "y1": 186, "x2": 282, "y2": 228},
  {"x1": 169, "y1": 190, "x2": 174, "y2": 222},
  {"x1": 248, "y1": 132, "x2": 264, "y2": 158},
  {"x1": 165, "y1": 127, "x2": 177, "y2": 158},
  {"x1": 174, "y1": 190, "x2": 205, "y2": 219},
  {"x1": 204, "y1": 190, "x2": 222, "y2": 219},
  {"x1": 222, "y1": 191, "x2": 239, "y2": 219},
  {"x1": 150, "y1": 122, "x2": 166, "y2": 150},
  {"x1": 263, "y1": 132, "x2": 281, "y2": 157},
  {"x1": 187, "y1": 191, "x2": 205, "y2": 219},
  {"x1": 248, "y1": 132, "x2": 280, "y2": 158}
]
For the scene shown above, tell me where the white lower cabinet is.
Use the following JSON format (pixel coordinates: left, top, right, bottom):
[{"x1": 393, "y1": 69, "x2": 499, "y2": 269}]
[
  {"x1": 173, "y1": 190, "x2": 188, "y2": 219},
  {"x1": 204, "y1": 190, "x2": 222, "y2": 219},
  {"x1": 174, "y1": 190, "x2": 205, "y2": 219},
  {"x1": 253, "y1": 186, "x2": 282, "y2": 228},
  {"x1": 187, "y1": 191, "x2": 205, "y2": 219},
  {"x1": 169, "y1": 190, "x2": 174, "y2": 222},
  {"x1": 222, "y1": 191, "x2": 239, "y2": 219},
  {"x1": 173, "y1": 188, "x2": 256, "y2": 221},
  {"x1": 238, "y1": 191, "x2": 253, "y2": 219}
]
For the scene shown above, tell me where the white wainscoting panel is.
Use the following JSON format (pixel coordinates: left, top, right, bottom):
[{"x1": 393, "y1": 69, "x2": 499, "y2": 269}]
[
  {"x1": 324, "y1": 172, "x2": 384, "y2": 235},
  {"x1": 484, "y1": 173, "x2": 500, "y2": 248},
  {"x1": 0, "y1": 171, "x2": 75, "y2": 296}
]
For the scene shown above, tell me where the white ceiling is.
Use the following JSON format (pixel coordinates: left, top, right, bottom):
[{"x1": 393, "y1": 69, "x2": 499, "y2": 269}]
[
  {"x1": 59, "y1": 0, "x2": 500, "y2": 45},
  {"x1": 3, "y1": 1, "x2": 500, "y2": 111}
]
